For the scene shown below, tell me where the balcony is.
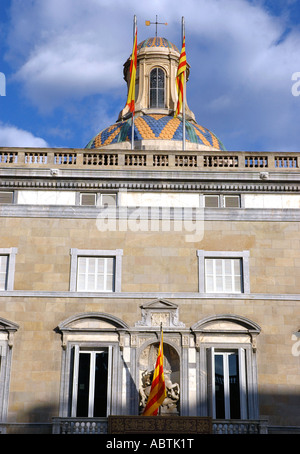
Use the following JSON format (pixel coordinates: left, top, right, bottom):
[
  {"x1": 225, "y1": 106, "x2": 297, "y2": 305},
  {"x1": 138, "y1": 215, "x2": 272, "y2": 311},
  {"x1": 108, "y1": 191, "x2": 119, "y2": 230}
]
[{"x1": 52, "y1": 417, "x2": 269, "y2": 434}]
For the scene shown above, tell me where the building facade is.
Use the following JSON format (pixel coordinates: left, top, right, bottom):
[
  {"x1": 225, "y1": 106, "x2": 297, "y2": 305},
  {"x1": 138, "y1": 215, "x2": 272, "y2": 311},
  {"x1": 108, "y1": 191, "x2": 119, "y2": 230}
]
[{"x1": 0, "y1": 34, "x2": 299, "y2": 435}]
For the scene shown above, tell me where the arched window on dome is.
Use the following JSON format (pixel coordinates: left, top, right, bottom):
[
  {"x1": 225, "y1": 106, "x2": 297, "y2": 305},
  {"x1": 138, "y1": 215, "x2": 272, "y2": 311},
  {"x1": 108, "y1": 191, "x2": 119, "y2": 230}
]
[{"x1": 149, "y1": 67, "x2": 165, "y2": 108}]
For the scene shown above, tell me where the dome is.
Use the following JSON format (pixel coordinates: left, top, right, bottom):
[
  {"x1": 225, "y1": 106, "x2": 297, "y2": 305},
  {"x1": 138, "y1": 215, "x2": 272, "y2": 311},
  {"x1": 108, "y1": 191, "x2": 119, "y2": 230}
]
[
  {"x1": 137, "y1": 37, "x2": 179, "y2": 53},
  {"x1": 85, "y1": 114, "x2": 225, "y2": 151}
]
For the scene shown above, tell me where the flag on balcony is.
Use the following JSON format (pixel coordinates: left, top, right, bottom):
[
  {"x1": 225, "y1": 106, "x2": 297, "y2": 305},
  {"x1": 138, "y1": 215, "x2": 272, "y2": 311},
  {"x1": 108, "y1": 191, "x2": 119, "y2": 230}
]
[
  {"x1": 175, "y1": 35, "x2": 186, "y2": 117},
  {"x1": 142, "y1": 329, "x2": 166, "y2": 416},
  {"x1": 126, "y1": 27, "x2": 137, "y2": 114}
]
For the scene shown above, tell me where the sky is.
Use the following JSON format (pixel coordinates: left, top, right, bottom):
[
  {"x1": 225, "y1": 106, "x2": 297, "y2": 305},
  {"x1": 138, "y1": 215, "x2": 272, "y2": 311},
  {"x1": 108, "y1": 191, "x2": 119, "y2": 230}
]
[{"x1": 1, "y1": 0, "x2": 300, "y2": 152}]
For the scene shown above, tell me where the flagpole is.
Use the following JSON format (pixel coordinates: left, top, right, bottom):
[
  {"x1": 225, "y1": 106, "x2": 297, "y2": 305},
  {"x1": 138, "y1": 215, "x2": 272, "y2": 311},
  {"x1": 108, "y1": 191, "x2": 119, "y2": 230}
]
[
  {"x1": 158, "y1": 322, "x2": 163, "y2": 416},
  {"x1": 131, "y1": 15, "x2": 137, "y2": 150},
  {"x1": 142, "y1": 322, "x2": 166, "y2": 416},
  {"x1": 182, "y1": 16, "x2": 186, "y2": 151}
]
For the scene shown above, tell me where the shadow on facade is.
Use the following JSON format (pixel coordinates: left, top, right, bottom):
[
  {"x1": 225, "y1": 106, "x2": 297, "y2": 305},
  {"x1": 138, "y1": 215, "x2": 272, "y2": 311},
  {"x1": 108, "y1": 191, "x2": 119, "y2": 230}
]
[
  {"x1": 3, "y1": 391, "x2": 299, "y2": 434},
  {"x1": 5, "y1": 404, "x2": 56, "y2": 434}
]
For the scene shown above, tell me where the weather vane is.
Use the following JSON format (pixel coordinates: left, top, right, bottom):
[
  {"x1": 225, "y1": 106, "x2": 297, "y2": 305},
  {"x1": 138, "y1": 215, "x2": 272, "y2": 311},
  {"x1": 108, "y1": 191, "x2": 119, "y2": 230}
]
[{"x1": 145, "y1": 15, "x2": 168, "y2": 37}]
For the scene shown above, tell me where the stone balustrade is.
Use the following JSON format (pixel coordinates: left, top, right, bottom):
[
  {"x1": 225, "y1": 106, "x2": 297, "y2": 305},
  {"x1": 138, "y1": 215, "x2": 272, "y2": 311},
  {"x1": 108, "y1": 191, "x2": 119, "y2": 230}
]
[
  {"x1": 51, "y1": 417, "x2": 269, "y2": 434},
  {"x1": 0, "y1": 147, "x2": 299, "y2": 172}
]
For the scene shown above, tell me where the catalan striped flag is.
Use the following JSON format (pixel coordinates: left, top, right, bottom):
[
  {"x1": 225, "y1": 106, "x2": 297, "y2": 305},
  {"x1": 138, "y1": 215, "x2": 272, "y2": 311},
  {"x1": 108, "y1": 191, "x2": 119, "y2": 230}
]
[
  {"x1": 143, "y1": 330, "x2": 166, "y2": 416},
  {"x1": 126, "y1": 27, "x2": 137, "y2": 114},
  {"x1": 175, "y1": 35, "x2": 187, "y2": 117}
]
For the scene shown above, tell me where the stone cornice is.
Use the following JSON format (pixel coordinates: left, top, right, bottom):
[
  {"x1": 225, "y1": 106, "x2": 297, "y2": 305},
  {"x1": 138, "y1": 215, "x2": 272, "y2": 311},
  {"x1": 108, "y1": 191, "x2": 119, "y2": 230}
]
[
  {"x1": 0, "y1": 290, "x2": 299, "y2": 301},
  {"x1": 0, "y1": 205, "x2": 299, "y2": 221},
  {"x1": 1, "y1": 171, "x2": 300, "y2": 193}
]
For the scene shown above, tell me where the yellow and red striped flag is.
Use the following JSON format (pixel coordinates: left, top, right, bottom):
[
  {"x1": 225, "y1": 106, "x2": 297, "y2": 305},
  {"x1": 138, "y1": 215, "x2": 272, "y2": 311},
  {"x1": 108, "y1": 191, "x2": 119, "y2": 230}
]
[
  {"x1": 126, "y1": 28, "x2": 137, "y2": 114},
  {"x1": 175, "y1": 35, "x2": 187, "y2": 117},
  {"x1": 142, "y1": 330, "x2": 166, "y2": 416}
]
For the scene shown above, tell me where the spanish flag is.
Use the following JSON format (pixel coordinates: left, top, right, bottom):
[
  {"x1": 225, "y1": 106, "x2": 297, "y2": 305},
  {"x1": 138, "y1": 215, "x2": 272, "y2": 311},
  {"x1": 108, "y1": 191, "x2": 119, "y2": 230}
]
[
  {"x1": 143, "y1": 330, "x2": 166, "y2": 416},
  {"x1": 126, "y1": 28, "x2": 137, "y2": 114},
  {"x1": 175, "y1": 35, "x2": 187, "y2": 117}
]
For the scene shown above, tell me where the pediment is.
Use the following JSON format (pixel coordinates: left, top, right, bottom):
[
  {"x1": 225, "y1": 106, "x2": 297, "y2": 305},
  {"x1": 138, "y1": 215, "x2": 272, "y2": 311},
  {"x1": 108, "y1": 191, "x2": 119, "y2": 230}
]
[
  {"x1": 0, "y1": 317, "x2": 19, "y2": 332},
  {"x1": 58, "y1": 312, "x2": 129, "y2": 332},
  {"x1": 136, "y1": 299, "x2": 185, "y2": 328},
  {"x1": 191, "y1": 314, "x2": 261, "y2": 334},
  {"x1": 140, "y1": 299, "x2": 179, "y2": 310}
]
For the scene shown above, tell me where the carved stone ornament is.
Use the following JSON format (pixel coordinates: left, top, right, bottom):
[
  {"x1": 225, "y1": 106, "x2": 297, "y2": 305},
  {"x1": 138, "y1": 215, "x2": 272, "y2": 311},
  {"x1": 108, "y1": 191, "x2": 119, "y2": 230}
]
[
  {"x1": 139, "y1": 342, "x2": 180, "y2": 415},
  {"x1": 135, "y1": 299, "x2": 185, "y2": 328},
  {"x1": 139, "y1": 369, "x2": 180, "y2": 415}
]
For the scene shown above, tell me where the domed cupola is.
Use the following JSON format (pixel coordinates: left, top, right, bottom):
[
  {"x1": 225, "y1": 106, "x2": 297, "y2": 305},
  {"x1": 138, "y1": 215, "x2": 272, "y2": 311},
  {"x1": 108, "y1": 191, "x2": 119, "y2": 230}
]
[
  {"x1": 118, "y1": 36, "x2": 195, "y2": 122},
  {"x1": 85, "y1": 34, "x2": 226, "y2": 152}
]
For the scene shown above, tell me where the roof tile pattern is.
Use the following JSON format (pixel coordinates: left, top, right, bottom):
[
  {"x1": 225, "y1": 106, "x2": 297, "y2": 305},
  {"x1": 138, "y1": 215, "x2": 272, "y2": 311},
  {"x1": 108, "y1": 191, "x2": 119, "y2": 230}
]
[{"x1": 86, "y1": 114, "x2": 225, "y2": 150}]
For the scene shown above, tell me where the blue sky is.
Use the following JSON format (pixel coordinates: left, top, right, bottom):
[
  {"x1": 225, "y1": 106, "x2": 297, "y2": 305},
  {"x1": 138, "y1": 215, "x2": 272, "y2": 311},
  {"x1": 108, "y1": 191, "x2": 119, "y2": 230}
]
[{"x1": 1, "y1": 0, "x2": 300, "y2": 152}]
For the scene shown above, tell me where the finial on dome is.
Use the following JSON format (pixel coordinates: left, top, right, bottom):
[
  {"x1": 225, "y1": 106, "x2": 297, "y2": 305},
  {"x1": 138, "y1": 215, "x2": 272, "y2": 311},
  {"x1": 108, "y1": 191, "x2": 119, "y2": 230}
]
[{"x1": 145, "y1": 15, "x2": 168, "y2": 37}]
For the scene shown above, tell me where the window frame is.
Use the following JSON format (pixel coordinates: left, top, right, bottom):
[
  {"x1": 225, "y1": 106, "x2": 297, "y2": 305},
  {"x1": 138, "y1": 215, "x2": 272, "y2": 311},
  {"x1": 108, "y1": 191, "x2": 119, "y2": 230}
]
[
  {"x1": 69, "y1": 248, "x2": 123, "y2": 293},
  {"x1": 207, "y1": 347, "x2": 248, "y2": 420},
  {"x1": 57, "y1": 313, "x2": 129, "y2": 418},
  {"x1": 193, "y1": 315, "x2": 261, "y2": 420},
  {"x1": 71, "y1": 345, "x2": 113, "y2": 417},
  {"x1": 202, "y1": 194, "x2": 241, "y2": 208},
  {"x1": 197, "y1": 250, "x2": 250, "y2": 294},
  {"x1": 78, "y1": 192, "x2": 118, "y2": 207},
  {"x1": 0, "y1": 248, "x2": 18, "y2": 291},
  {"x1": 149, "y1": 67, "x2": 166, "y2": 109}
]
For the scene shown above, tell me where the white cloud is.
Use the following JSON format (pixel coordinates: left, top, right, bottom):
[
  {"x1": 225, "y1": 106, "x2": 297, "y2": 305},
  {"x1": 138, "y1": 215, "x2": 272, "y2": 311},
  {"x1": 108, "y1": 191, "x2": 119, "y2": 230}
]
[{"x1": 0, "y1": 123, "x2": 49, "y2": 147}]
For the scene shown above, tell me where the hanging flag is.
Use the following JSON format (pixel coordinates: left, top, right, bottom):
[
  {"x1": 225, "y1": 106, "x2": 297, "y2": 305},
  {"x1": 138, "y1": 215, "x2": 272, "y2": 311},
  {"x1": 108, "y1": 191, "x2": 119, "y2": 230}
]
[
  {"x1": 142, "y1": 330, "x2": 166, "y2": 416},
  {"x1": 175, "y1": 35, "x2": 187, "y2": 117},
  {"x1": 126, "y1": 27, "x2": 137, "y2": 114}
]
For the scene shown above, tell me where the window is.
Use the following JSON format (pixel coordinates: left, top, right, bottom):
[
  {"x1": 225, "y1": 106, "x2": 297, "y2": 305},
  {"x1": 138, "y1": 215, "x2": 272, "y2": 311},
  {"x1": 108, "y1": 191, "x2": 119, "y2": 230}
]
[
  {"x1": 71, "y1": 346, "x2": 112, "y2": 417},
  {"x1": 209, "y1": 349, "x2": 247, "y2": 419},
  {"x1": 205, "y1": 258, "x2": 242, "y2": 293},
  {"x1": 192, "y1": 315, "x2": 261, "y2": 421},
  {"x1": 79, "y1": 193, "x2": 117, "y2": 207},
  {"x1": 0, "y1": 256, "x2": 8, "y2": 291},
  {"x1": 0, "y1": 192, "x2": 14, "y2": 204},
  {"x1": 150, "y1": 68, "x2": 165, "y2": 108},
  {"x1": 69, "y1": 248, "x2": 123, "y2": 292},
  {"x1": 77, "y1": 257, "x2": 114, "y2": 292},
  {"x1": 101, "y1": 193, "x2": 117, "y2": 207},
  {"x1": 80, "y1": 193, "x2": 97, "y2": 206},
  {"x1": 0, "y1": 248, "x2": 17, "y2": 291},
  {"x1": 57, "y1": 313, "x2": 129, "y2": 419},
  {"x1": 224, "y1": 195, "x2": 240, "y2": 208},
  {"x1": 197, "y1": 250, "x2": 250, "y2": 294},
  {"x1": 204, "y1": 195, "x2": 240, "y2": 208},
  {"x1": 204, "y1": 195, "x2": 219, "y2": 208}
]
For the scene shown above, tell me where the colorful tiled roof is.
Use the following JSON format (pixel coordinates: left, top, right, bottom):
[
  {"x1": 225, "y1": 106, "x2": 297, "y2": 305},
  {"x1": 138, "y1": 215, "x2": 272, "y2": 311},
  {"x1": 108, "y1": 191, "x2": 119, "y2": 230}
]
[
  {"x1": 85, "y1": 114, "x2": 225, "y2": 150},
  {"x1": 137, "y1": 37, "x2": 179, "y2": 53}
]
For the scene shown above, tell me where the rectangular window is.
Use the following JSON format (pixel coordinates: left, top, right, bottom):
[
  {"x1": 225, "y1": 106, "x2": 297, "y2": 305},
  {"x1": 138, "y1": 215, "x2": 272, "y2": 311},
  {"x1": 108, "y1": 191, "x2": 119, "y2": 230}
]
[
  {"x1": 80, "y1": 193, "x2": 97, "y2": 206},
  {"x1": 69, "y1": 248, "x2": 123, "y2": 293},
  {"x1": 205, "y1": 258, "x2": 242, "y2": 293},
  {"x1": 208, "y1": 348, "x2": 248, "y2": 420},
  {"x1": 101, "y1": 193, "x2": 117, "y2": 207},
  {"x1": 203, "y1": 194, "x2": 241, "y2": 208},
  {"x1": 224, "y1": 195, "x2": 240, "y2": 208},
  {"x1": 0, "y1": 192, "x2": 14, "y2": 204},
  {"x1": 197, "y1": 250, "x2": 250, "y2": 294},
  {"x1": 71, "y1": 347, "x2": 112, "y2": 417},
  {"x1": 0, "y1": 256, "x2": 8, "y2": 290},
  {"x1": 204, "y1": 195, "x2": 219, "y2": 208},
  {"x1": 214, "y1": 351, "x2": 240, "y2": 419},
  {"x1": 77, "y1": 257, "x2": 115, "y2": 292}
]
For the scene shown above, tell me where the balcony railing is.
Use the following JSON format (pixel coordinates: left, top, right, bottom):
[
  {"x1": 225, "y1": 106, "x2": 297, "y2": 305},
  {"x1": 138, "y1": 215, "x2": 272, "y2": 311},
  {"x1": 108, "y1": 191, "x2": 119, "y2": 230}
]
[
  {"x1": 52, "y1": 417, "x2": 268, "y2": 434},
  {"x1": 52, "y1": 417, "x2": 108, "y2": 434},
  {"x1": 0, "y1": 147, "x2": 299, "y2": 173}
]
